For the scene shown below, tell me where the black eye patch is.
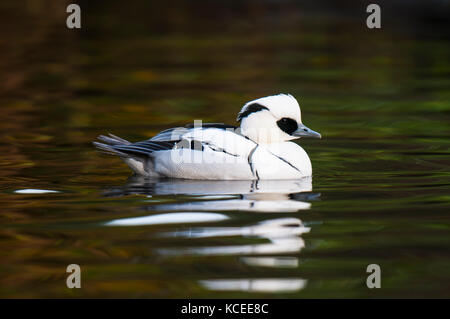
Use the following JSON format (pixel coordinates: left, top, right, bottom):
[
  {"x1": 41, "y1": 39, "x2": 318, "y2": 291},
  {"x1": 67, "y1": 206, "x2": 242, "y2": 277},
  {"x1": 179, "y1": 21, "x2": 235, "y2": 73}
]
[{"x1": 277, "y1": 117, "x2": 298, "y2": 135}]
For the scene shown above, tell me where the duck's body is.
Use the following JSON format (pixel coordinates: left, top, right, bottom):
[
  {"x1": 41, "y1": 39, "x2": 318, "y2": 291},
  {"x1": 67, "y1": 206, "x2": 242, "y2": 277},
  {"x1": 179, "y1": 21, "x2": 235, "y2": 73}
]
[{"x1": 94, "y1": 94, "x2": 320, "y2": 180}]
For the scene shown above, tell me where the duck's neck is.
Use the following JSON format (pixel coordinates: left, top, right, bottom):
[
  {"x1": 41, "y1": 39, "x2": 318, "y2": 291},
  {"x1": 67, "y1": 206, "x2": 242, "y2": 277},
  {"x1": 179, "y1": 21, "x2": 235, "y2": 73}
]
[{"x1": 240, "y1": 127, "x2": 289, "y2": 144}]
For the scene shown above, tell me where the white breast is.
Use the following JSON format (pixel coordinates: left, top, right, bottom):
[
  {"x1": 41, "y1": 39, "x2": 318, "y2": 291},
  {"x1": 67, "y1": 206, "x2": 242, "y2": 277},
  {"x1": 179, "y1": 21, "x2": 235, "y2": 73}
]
[{"x1": 251, "y1": 142, "x2": 312, "y2": 179}]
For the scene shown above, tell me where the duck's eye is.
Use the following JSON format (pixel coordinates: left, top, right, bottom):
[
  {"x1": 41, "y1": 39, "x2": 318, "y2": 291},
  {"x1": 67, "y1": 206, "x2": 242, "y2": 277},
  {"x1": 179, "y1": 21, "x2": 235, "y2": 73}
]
[{"x1": 276, "y1": 117, "x2": 298, "y2": 135}]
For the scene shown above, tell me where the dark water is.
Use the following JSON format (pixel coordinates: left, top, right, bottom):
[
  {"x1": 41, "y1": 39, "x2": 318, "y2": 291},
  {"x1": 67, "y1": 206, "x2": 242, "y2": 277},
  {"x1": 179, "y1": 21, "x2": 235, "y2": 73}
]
[{"x1": 0, "y1": 1, "x2": 449, "y2": 298}]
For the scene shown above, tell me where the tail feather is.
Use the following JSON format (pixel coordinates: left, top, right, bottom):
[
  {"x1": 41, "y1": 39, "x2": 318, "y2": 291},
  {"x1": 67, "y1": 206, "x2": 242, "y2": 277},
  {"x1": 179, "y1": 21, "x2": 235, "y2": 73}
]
[
  {"x1": 93, "y1": 133, "x2": 165, "y2": 177},
  {"x1": 97, "y1": 133, "x2": 131, "y2": 146},
  {"x1": 92, "y1": 141, "x2": 129, "y2": 157},
  {"x1": 93, "y1": 133, "x2": 132, "y2": 157},
  {"x1": 107, "y1": 133, "x2": 131, "y2": 145}
]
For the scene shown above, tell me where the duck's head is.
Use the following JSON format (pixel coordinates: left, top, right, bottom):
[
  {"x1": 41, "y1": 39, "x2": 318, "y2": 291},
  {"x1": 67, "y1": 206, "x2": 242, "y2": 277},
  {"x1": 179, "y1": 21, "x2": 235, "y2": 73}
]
[{"x1": 237, "y1": 94, "x2": 321, "y2": 144}]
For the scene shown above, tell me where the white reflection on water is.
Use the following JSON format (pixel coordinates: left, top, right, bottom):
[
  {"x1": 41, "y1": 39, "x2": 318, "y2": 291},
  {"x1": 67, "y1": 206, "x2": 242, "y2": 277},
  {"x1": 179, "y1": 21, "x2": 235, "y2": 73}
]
[
  {"x1": 105, "y1": 212, "x2": 229, "y2": 226},
  {"x1": 103, "y1": 176, "x2": 313, "y2": 196},
  {"x1": 199, "y1": 278, "x2": 307, "y2": 293},
  {"x1": 104, "y1": 177, "x2": 317, "y2": 213},
  {"x1": 240, "y1": 256, "x2": 299, "y2": 268},
  {"x1": 158, "y1": 217, "x2": 310, "y2": 256},
  {"x1": 103, "y1": 177, "x2": 318, "y2": 293},
  {"x1": 14, "y1": 189, "x2": 59, "y2": 194},
  {"x1": 153, "y1": 194, "x2": 310, "y2": 212}
]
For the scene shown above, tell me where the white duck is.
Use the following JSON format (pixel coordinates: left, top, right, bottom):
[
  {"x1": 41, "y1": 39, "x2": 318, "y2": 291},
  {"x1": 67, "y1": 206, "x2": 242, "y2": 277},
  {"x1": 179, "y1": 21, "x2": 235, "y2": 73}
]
[{"x1": 94, "y1": 94, "x2": 321, "y2": 180}]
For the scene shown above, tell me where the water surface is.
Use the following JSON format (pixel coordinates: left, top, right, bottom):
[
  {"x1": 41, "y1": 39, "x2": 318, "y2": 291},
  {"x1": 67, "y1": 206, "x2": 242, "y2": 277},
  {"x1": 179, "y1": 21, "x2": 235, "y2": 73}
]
[{"x1": 0, "y1": 0, "x2": 449, "y2": 298}]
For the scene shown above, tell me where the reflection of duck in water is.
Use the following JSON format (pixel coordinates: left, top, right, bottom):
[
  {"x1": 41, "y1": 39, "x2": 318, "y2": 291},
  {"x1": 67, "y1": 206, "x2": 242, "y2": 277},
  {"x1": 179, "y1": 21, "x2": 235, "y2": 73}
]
[
  {"x1": 105, "y1": 178, "x2": 317, "y2": 255},
  {"x1": 103, "y1": 177, "x2": 319, "y2": 212},
  {"x1": 94, "y1": 94, "x2": 321, "y2": 180},
  {"x1": 158, "y1": 217, "x2": 310, "y2": 256},
  {"x1": 103, "y1": 177, "x2": 317, "y2": 294}
]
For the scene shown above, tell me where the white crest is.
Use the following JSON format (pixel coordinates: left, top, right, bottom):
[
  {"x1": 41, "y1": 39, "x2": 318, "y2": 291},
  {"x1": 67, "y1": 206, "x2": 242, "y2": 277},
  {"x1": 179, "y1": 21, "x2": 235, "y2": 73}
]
[
  {"x1": 238, "y1": 94, "x2": 303, "y2": 144},
  {"x1": 238, "y1": 94, "x2": 302, "y2": 123}
]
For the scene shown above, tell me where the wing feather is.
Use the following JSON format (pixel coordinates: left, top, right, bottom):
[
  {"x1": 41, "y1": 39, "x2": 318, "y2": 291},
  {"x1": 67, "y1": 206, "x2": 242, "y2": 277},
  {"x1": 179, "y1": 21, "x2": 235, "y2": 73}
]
[{"x1": 95, "y1": 124, "x2": 253, "y2": 159}]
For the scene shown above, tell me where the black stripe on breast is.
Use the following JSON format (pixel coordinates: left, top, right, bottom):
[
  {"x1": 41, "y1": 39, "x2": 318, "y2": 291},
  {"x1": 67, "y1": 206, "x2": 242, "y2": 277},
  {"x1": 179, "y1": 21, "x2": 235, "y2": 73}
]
[
  {"x1": 247, "y1": 145, "x2": 259, "y2": 179},
  {"x1": 268, "y1": 150, "x2": 302, "y2": 173}
]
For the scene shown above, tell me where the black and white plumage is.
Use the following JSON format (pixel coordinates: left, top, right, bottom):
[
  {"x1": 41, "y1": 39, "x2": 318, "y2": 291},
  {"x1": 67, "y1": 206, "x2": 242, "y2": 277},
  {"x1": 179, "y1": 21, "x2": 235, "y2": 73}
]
[{"x1": 93, "y1": 94, "x2": 321, "y2": 180}]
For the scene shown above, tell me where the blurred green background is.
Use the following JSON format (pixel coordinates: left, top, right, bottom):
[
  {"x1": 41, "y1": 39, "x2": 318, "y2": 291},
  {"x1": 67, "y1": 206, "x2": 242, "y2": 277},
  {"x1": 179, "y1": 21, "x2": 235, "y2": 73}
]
[{"x1": 0, "y1": 0, "x2": 449, "y2": 298}]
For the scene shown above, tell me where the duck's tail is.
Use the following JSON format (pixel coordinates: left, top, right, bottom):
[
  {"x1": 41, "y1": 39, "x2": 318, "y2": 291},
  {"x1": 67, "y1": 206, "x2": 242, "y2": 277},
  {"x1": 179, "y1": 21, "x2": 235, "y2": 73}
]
[
  {"x1": 93, "y1": 133, "x2": 132, "y2": 156},
  {"x1": 93, "y1": 134, "x2": 152, "y2": 176}
]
